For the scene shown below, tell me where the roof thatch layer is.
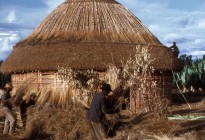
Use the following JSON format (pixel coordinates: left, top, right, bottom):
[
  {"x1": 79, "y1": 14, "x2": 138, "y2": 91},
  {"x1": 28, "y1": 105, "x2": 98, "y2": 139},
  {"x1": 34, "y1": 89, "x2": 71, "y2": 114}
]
[
  {"x1": 0, "y1": 0, "x2": 182, "y2": 73},
  {"x1": 22, "y1": 0, "x2": 161, "y2": 44}
]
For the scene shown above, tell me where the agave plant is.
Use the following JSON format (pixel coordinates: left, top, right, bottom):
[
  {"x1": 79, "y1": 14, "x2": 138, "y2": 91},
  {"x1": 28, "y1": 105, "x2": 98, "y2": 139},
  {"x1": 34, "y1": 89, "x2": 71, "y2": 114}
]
[{"x1": 173, "y1": 55, "x2": 205, "y2": 93}]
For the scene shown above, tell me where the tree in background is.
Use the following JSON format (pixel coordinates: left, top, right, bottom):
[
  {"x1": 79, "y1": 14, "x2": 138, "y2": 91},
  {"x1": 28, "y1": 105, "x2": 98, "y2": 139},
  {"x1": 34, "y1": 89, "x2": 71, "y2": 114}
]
[{"x1": 0, "y1": 60, "x2": 11, "y2": 88}]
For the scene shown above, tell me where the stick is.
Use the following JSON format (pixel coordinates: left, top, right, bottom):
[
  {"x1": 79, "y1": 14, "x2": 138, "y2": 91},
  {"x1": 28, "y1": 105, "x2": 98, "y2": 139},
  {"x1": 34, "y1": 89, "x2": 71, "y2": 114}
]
[{"x1": 172, "y1": 69, "x2": 191, "y2": 109}]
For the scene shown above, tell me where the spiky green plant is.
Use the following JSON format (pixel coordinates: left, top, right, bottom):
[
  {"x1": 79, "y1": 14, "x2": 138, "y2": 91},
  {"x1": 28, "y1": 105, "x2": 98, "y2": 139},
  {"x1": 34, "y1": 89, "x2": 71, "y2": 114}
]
[{"x1": 173, "y1": 55, "x2": 205, "y2": 93}]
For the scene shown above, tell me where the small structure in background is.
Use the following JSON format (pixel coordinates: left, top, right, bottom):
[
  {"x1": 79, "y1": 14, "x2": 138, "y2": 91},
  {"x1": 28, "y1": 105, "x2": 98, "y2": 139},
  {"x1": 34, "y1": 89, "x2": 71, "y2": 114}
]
[
  {"x1": 170, "y1": 42, "x2": 180, "y2": 57},
  {"x1": 203, "y1": 55, "x2": 205, "y2": 59}
]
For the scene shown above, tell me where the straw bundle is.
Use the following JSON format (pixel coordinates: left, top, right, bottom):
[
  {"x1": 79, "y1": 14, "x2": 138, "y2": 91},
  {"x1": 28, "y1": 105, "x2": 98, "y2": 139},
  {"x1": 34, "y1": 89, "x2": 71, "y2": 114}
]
[
  {"x1": 25, "y1": 106, "x2": 90, "y2": 140},
  {"x1": 36, "y1": 87, "x2": 73, "y2": 109},
  {"x1": 13, "y1": 79, "x2": 35, "y2": 106}
]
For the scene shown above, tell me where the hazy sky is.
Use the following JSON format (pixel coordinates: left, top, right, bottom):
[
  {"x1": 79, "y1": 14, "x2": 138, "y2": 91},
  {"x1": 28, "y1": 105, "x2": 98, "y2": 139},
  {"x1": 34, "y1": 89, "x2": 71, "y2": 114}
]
[{"x1": 0, "y1": 0, "x2": 205, "y2": 60}]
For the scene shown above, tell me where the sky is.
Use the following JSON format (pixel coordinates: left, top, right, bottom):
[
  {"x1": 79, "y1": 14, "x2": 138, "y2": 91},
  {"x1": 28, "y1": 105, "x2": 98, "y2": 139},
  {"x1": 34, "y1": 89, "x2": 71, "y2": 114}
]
[{"x1": 0, "y1": 0, "x2": 205, "y2": 60}]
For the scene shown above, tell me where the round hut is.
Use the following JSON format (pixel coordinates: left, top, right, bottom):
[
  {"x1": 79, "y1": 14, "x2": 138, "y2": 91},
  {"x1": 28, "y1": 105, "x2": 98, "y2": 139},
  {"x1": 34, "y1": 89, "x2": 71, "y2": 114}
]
[{"x1": 0, "y1": 0, "x2": 181, "y2": 112}]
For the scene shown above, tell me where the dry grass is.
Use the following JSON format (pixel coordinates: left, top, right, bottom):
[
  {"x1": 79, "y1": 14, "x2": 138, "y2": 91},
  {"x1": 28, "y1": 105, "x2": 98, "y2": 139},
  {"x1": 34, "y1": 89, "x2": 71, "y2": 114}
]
[
  {"x1": 154, "y1": 131, "x2": 199, "y2": 140},
  {"x1": 120, "y1": 45, "x2": 156, "y2": 109},
  {"x1": 103, "y1": 46, "x2": 169, "y2": 119},
  {"x1": 13, "y1": 79, "x2": 36, "y2": 106},
  {"x1": 37, "y1": 88, "x2": 73, "y2": 109},
  {"x1": 57, "y1": 67, "x2": 100, "y2": 107},
  {"x1": 25, "y1": 105, "x2": 90, "y2": 140}
]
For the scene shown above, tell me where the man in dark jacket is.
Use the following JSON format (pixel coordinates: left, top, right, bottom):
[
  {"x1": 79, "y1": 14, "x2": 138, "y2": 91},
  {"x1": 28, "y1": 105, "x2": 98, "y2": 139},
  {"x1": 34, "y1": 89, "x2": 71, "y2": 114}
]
[
  {"x1": 1, "y1": 82, "x2": 16, "y2": 135},
  {"x1": 87, "y1": 83, "x2": 114, "y2": 140}
]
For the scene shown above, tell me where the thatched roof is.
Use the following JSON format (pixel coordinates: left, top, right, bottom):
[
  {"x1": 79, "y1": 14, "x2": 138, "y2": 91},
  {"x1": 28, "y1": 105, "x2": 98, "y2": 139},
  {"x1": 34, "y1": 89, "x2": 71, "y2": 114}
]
[{"x1": 0, "y1": 0, "x2": 182, "y2": 73}]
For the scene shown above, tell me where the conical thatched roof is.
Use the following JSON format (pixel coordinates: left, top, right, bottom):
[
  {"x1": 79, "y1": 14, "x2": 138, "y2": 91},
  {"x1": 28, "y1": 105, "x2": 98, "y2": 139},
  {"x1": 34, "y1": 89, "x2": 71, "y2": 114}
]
[{"x1": 0, "y1": 0, "x2": 182, "y2": 73}]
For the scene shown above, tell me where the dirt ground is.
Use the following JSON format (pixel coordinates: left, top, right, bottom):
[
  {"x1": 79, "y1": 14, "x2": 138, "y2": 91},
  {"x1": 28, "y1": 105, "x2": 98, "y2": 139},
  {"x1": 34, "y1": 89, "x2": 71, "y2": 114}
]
[{"x1": 1, "y1": 93, "x2": 205, "y2": 140}]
